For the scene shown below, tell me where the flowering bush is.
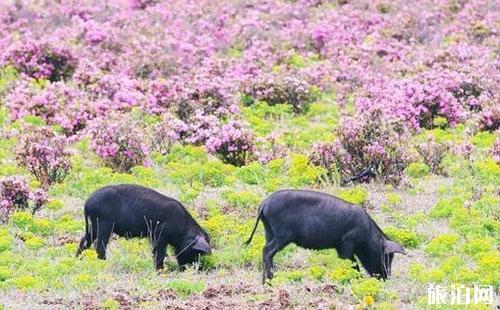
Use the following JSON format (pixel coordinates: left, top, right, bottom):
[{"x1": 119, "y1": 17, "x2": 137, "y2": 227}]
[
  {"x1": 242, "y1": 73, "x2": 319, "y2": 114},
  {"x1": 89, "y1": 116, "x2": 149, "y2": 172},
  {"x1": 478, "y1": 104, "x2": 499, "y2": 131},
  {"x1": 150, "y1": 113, "x2": 188, "y2": 155},
  {"x1": 15, "y1": 126, "x2": 72, "y2": 189},
  {"x1": 2, "y1": 39, "x2": 77, "y2": 82},
  {"x1": 312, "y1": 109, "x2": 412, "y2": 185},
  {"x1": 491, "y1": 139, "x2": 500, "y2": 164},
  {"x1": 415, "y1": 136, "x2": 450, "y2": 175},
  {"x1": 0, "y1": 176, "x2": 47, "y2": 221},
  {"x1": 309, "y1": 142, "x2": 337, "y2": 177},
  {"x1": 205, "y1": 120, "x2": 255, "y2": 166}
]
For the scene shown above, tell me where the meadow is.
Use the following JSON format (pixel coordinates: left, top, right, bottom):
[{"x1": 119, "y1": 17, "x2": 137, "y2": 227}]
[{"x1": 0, "y1": 0, "x2": 498, "y2": 308}]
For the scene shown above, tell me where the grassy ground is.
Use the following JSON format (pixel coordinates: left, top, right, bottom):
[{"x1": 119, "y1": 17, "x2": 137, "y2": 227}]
[{"x1": 0, "y1": 98, "x2": 498, "y2": 309}]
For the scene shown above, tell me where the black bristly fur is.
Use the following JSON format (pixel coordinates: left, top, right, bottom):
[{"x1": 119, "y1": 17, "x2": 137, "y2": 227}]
[
  {"x1": 76, "y1": 184, "x2": 211, "y2": 270},
  {"x1": 245, "y1": 189, "x2": 405, "y2": 283}
]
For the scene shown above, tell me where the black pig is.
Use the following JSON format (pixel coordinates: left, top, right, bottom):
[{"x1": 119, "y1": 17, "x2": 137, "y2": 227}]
[
  {"x1": 76, "y1": 184, "x2": 211, "y2": 270},
  {"x1": 245, "y1": 189, "x2": 405, "y2": 283}
]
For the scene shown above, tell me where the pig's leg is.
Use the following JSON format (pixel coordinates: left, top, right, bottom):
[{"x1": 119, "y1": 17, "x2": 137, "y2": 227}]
[
  {"x1": 338, "y1": 238, "x2": 360, "y2": 271},
  {"x1": 153, "y1": 240, "x2": 167, "y2": 270},
  {"x1": 95, "y1": 219, "x2": 114, "y2": 260},
  {"x1": 76, "y1": 218, "x2": 97, "y2": 256},
  {"x1": 262, "y1": 238, "x2": 289, "y2": 284}
]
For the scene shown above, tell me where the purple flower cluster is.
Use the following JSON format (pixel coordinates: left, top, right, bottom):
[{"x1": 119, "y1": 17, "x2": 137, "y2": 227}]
[
  {"x1": 0, "y1": 176, "x2": 47, "y2": 221},
  {"x1": 416, "y1": 136, "x2": 450, "y2": 174},
  {"x1": 206, "y1": 120, "x2": 255, "y2": 166},
  {"x1": 15, "y1": 126, "x2": 72, "y2": 189},
  {"x1": 490, "y1": 139, "x2": 500, "y2": 164},
  {"x1": 88, "y1": 115, "x2": 149, "y2": 172},
  {"x1": 2, "y1": 39, "x2": 77, "y2": 82},
  {"x1": 242, "y1": 72, "x2": 318, "y2": 114},
  {"x1": 311, "y1": 109, "x2": 413, "y2": 185}
]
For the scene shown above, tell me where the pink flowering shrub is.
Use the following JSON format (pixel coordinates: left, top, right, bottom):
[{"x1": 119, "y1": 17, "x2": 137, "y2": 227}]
[
  {"x1": 415, "y1": 136, "x2": 450, "y2": 174},
  {"x1": 309, "y1": 142, "x2": 337, "y2": 175},
  {"x1": 150, "y1": 113, "x2": 188, "y2": 155},
  {"x1": 15, "y1": 126, "x2": 72, "y2": 189},
  {"x1": 242, "y1": 72, "x2": 319, "y2": 114},
  {"x1": 129, "y1": 0, "x2": 159, "y2": 10},
  {"x1": 478, "y1": 104, "x2": 500, "y2": 131},
  {"x1": 490, "y1": 139, "x2": 500, "y2": 164},
  {"x1": 89, "y1": 116, "x2": 149, "y2": 172},
  {"x1": 205, "y1": 120, "x2": 255, "y2": 166},
  {"x1": 311, "y1": 110, "x2": 413, "y2": 185},
  {"x1": 0, "y1": 176, "x2": 47, "y2": 221},
  {"x1": 2, "y1": 39, "x2": 77, "y2": 82},
  {"x1": 6, "y1": 81, "x2": 96, "y2": 136}
]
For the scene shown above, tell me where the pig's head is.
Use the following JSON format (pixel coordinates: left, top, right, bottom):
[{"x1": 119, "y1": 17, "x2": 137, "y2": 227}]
[
  {"x1": 175, "y1": 230, "x2": 211, "y2": 268},
  {"x1": 380, "y1": 239, "x2": 405, "y2": 278},
  {"x1": 357, "y1": 237, "x2": 405, "y2": 280}
]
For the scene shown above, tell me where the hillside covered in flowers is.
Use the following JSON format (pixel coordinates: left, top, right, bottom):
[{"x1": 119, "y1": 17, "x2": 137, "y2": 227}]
[{"x1": 0, "y1": 0, "x2": 498, "y2": 308}]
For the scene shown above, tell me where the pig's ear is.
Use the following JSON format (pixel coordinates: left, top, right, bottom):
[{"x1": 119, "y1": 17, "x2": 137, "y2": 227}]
[
  {"x1": 384, "y1": 240, "x2": 406, "y2": 255},
  {"x1": 192, "y1": 237, "x2": 211, "y2": 254}
]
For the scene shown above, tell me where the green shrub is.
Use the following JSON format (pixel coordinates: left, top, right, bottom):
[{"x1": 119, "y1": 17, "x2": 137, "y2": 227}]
[
  {"x1": 167, "y1": 160, "x2": 235, "y2": 187},
  {"x1": 101, "y1": 298, "x2": 120, "y2": 310},
  {"x1": 432, "y1": 116, "x2": 448, "y2": 129},
  {"x1": 404, "y1": 162, "x2": 430, "y2": 178},
  {"x1": 236, "y1": 162, "x2": 267, "y2": 185},
  {"x1": 425, "y1": 234, "x2": 459, "y2": 256},
  {"x1": 9, "y1": 275, "x2": 42, "y2": 290},
  {"x1": 386, "y1": 193, "x2": 402, "y2": 207},
  {"x1": 179, "y1": 182, "x2": 202, "y2": 203},
  {"x1": 223, "y1": 189, "x2": 261, "y2": 209},
  {"x1": 0, "y1": 234, "x2": 13, "y2": 253},
  {"x1": 288, "y1": 154, "x2": 324, "y2": 187},
  {"x1": 327, "y1": 259, "x2": 361, "y2": 284},
  {"x1": 352, "y1": 278, "x2": 383, "y2": 300},
  {"x1": 308, "y1": 265, "x2": 326, "y2": 280},
  {"x1": 0, "y1": 266, "x2": 9, "y2": 281},
  {"x1": 24, "y1": 235, "x2": 45, "y2": 250},
  {"x1": 472, "y1": 131, "x2": 495, "y2": 148},
  {"x1": 337, "y1": 187, "x2": 369, "y2": 205},
  {"x1": 384, "y1": 227, "x2": 421, "y2": 248},
  {"x1": 473, "y1": 159, "x2": 500, "y2": 186},
  {"x1": 46, "y1": 199, "x2": 64, "y2": 211},
  {"x1": 167, "y1": 280, "x2": 205, "y2": 297},
  {"x1": 461, "y1": 237, "x2": 493, "y2": 257},
  {"x1": 430, "y1": 197, "x2": 463, "y2": 218}
]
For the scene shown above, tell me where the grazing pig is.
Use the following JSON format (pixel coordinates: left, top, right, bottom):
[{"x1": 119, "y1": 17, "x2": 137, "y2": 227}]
[
  {"x1": 244, "y1": 189, "x2": 405, "y2": 283},
  {"x1": 76, "y1": 184, "x2": 211, "y2": 270}
]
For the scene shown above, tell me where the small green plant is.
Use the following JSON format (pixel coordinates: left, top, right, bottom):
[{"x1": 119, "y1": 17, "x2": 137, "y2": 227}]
[
  {"x1": 425, "y1": 234, "x2": 459, "y2": 256},
  {"x1": 236, "y1": 162, "x2": 267, "y2": 185},
  {"x1": 0, "y1": 266, "x2": 10, "y2": 281},
  {"x1": 167, "y1": 280, "x2": 205, "y2": 297},
  {"x1": 404, "y1": 162, "x2": 430, "y2": 178},
  {"x1": 24, "y1": 234, "x2": 45, "y2": 250},
  {"x1": 223, "y1": 189, "x2": 261, "y2": 209},
  {"x1": 461, "y1": 237, "x2": 493, "y2": 257},
  {"x1": 308, "y1": 265, "x2": 326, "y2": 280},
  {"x1": 473, "y1": 159, "x2": 500, "y2": 186},
  {"x1": 430, "y1": 197, "x2": 463, "y2": 218},
  {"x1": 327, "y1": 259, "x2": 361, "y2": 283},
  {"x1": 287, "y1": 154, "x2": 324, "y2": 187},
  {"x1": 384, "y1": 227, "x2": 421, "y2": 248},
  {"x1": 46, "y1": 199, "x2": 64, "y2": 211},
  {"x1": 352, "y1": 278, "x2": 383, "y2": 300},
  {"x1": 337, "y1": 187, "x2": 369, "y2": 205},
  {"x1": 101, "y1": 298, "x2": 120, "y2": 310},
  {"x1": 432, "y1": 116, "x2": 448, "y2": 129},
  {"x1": 9, "y1": 275, "x2": 42, "y2": 290}
]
